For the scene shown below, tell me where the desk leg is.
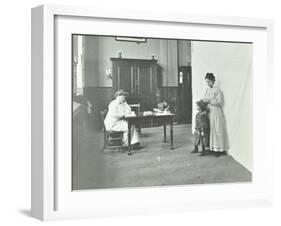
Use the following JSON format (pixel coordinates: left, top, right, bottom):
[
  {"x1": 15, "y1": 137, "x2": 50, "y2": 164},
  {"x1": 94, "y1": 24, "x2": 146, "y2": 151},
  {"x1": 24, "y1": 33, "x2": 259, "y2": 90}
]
[
  {"x1": 163, "y1": 123, "x2": 167, "y2": 143},
  {"x1": 137, "y1": 122, "x2": 142, "y2": 136},
  {"x1": 128, "y1": 121, "x2": 132, "y2": 155},
  {"x1": 170, "y1": 120, "x2": 174, "y2": 150}
]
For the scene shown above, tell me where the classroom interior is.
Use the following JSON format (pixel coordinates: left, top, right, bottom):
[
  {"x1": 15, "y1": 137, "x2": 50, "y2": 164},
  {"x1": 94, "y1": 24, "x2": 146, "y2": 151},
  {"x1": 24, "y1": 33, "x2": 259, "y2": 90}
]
[{"x1": 72, "y1": 35, "x2": 252, "y2": 190}]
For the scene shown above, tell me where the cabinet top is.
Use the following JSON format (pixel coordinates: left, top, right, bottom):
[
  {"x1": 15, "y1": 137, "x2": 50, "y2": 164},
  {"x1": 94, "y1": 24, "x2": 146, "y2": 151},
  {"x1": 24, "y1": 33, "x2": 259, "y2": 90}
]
[{"x1": 110, "y1": 57, "x2": 158, "y2": 63}]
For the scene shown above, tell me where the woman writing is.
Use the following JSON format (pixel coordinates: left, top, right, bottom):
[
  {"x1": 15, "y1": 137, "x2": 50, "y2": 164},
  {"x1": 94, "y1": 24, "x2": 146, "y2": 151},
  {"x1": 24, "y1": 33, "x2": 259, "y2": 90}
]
[{"x1": 104, "y1": 89, "x2": 140, "y2": 148}]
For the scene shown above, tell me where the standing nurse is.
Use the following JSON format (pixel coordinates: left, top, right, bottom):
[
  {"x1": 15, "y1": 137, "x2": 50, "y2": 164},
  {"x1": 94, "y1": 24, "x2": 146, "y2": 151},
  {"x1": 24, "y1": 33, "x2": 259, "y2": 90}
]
[{"x1": 203, "y1": 73, "x2": 229, "y2": 157}]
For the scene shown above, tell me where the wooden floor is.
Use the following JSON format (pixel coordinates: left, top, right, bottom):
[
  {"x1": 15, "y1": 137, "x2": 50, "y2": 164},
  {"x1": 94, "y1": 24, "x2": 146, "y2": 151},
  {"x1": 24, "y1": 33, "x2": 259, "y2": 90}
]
[{"x1": 72, "y1": 124, "x2": 251, "y2": 190}]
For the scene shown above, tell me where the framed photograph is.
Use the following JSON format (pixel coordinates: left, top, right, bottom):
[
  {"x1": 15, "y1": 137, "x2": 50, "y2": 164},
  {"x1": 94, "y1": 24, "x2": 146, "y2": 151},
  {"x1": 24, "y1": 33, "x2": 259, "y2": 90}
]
[{"x1": 31, "y1": 4, "x2": 274, "y2": 221}]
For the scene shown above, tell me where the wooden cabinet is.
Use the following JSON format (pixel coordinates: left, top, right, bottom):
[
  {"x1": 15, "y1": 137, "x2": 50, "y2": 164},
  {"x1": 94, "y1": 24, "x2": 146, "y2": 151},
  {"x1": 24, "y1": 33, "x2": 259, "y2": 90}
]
[{"x1": 111, "y1": 58, "x2": 160, "y2": 112}]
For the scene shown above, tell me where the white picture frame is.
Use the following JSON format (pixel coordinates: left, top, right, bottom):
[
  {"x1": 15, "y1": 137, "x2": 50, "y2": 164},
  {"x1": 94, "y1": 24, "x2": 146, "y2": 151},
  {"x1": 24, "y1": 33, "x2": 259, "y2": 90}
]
[{"x1": 31, "y1": 4, "x2": 274, "y2": 221}]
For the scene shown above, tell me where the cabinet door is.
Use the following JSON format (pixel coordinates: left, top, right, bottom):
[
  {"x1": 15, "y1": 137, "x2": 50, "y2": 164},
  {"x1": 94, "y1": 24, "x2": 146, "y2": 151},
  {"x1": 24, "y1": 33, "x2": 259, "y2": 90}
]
[
  {"x1": 136, "y1": 62, "x2": 157, "y2": 96},
  {"x1": 113, "y1": 61, "x2": 134, "y2": 95}
]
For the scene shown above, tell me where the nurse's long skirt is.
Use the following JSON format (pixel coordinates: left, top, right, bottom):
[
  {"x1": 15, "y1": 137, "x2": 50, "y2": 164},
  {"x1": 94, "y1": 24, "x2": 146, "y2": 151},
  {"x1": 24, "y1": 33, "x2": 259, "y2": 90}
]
[{"x1": 208, "y1": 105, "x2": 229, "y2": 152}]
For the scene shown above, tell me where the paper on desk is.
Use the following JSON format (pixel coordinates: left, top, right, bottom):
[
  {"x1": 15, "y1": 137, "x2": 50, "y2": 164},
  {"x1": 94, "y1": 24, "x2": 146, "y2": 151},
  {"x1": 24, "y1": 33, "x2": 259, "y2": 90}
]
[
  {"x1": 143, "y1": 111, "x2": 153, "y2": 116},
  {"x1": 125, "y1": 111, "x2": 136, "y2": 117},
  {"x1": 155, "y1": 111, "x2": 171, "y2": 116}
]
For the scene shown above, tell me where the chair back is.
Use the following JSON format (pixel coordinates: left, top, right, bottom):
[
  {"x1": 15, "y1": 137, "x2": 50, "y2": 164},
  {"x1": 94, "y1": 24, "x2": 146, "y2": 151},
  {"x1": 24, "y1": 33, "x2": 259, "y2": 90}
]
[
  {"x1": 129, "y1": 103, "x2": 141, "y2": 113},
  {"x1": 100, "y1": 109, "x2": 108, "y2": 130}
]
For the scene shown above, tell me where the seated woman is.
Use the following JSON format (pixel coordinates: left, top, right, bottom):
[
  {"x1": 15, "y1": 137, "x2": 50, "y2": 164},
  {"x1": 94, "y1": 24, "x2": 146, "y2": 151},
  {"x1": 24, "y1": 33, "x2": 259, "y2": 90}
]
[{"x1": 104, "y1": 89, "x2": 140, "y2": 148}]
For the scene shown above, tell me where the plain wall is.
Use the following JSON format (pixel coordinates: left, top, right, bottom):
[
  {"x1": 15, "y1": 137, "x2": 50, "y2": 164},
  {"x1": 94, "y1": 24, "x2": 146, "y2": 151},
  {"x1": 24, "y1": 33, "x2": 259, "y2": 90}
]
[
  {"x1": 84, "y1": 36, "x2": 100, "y2": 86},
  {"x1": 83, "y1": 36, "x2": 179, "y2": 87},
  {"x1": 178, "y1": 40, "x2": 191, "y2": 67},
  {"x1": 191, "y1": 41, "x2": 253, "y2": 171}
]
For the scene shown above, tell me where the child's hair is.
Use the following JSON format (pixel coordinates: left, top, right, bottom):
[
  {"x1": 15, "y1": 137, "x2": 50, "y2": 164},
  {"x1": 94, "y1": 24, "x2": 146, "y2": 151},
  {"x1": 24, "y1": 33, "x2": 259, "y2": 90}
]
[{"x1": 196, "y1": 100, "x2": 208, "y2": 111}]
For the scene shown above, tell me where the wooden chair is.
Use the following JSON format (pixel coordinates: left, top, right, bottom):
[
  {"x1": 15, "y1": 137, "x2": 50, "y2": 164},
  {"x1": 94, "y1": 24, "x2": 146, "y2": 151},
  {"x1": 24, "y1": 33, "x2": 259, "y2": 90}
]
[
  {"x1": 129, "y1": 103, "x2": 140, "y2": 114},
  {"x1": 100, "y1": 109, "x2": 124, "y2": 151}
]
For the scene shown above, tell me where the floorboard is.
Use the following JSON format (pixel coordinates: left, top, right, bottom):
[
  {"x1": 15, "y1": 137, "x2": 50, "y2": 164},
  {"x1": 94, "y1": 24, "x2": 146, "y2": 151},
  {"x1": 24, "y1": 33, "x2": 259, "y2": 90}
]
[{"x1": 72, "y1": 124, "x2": 251, "y2": 190}]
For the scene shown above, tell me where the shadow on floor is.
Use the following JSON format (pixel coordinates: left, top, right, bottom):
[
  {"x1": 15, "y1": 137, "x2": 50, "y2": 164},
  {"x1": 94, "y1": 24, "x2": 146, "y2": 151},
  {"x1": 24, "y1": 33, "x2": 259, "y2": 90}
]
[{"x1": 18, "y1": 209, "x2": 31, "y2": 217}]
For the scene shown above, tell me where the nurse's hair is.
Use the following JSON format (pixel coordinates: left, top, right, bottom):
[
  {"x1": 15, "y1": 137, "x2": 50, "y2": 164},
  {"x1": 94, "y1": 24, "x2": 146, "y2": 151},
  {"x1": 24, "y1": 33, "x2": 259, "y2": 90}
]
[
  {"x1": 113, "y1": 89, "x2": 128, "y2": 99},
  {"x1": 205, "y1": 72, "x2": 215, "y2": 82}
]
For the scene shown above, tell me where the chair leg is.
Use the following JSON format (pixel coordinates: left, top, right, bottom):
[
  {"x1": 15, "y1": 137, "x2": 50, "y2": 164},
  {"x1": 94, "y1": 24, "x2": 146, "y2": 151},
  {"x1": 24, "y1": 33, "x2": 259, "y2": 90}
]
[
  {"x1": 102, "y1": 131, "x2": 125, "y2": 152},
  {"x1": 103, "y1": 132, "x2": 107, "y2": 151}
]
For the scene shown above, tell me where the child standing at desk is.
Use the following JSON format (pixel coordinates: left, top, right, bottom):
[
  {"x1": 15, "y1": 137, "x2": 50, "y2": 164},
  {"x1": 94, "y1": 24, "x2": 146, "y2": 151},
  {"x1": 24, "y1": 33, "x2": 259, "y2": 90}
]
[
  {"x1": 154, "y1": 97, "x2": 170, "y2": 113},
  {"x1": 157, "y1": 98, "x2": 169, "y2": 112}
]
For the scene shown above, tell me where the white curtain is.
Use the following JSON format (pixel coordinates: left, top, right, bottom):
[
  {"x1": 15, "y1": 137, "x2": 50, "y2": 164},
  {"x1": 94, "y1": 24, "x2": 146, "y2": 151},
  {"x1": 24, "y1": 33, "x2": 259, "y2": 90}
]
[{"x1": 191, "y1": 41, "x2": 253, "y2": 171}]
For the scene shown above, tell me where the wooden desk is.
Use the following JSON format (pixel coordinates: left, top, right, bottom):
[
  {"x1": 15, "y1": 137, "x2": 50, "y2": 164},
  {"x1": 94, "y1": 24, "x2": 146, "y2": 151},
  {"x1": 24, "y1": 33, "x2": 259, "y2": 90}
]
[{"x1": 124, "y1": 113, "x2": 175, "y2": 155}]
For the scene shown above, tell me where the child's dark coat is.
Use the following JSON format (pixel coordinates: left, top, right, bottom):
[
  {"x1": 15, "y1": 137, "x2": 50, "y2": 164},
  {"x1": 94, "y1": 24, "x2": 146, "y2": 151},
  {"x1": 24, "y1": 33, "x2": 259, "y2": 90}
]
[{"x1": 194, "y1": 110, "x2": 209, "y2": 147}]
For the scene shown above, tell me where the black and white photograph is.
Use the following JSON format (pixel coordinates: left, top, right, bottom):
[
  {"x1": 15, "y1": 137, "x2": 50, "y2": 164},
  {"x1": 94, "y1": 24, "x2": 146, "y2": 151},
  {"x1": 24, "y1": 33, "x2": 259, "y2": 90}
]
[
  {"x1": 72, "y1": 34, "x2": 252, "y2": 190},
  {"x1": 1, "y1": 0, "x2": 278, "y2": 223}
]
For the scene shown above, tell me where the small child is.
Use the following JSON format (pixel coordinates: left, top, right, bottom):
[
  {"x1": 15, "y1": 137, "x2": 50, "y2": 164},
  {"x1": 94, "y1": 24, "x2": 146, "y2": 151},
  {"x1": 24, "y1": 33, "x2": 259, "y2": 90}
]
[
  {"x1": 191, "y1": 100, "x2": 209, "y2": 156},
  {"x1": 157, "y1": 97, "x2": 170, "y2": 112}
]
